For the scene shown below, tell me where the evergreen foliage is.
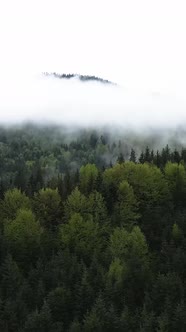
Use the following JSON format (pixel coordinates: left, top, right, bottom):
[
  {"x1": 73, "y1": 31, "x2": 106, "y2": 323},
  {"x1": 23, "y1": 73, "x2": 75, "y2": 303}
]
[{"x1": 0, "y1": 125, "x2": 185, "y2": 330}]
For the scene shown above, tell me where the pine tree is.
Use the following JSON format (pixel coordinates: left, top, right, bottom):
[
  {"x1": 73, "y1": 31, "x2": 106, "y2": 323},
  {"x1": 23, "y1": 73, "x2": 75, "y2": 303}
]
[
  {"x1": 144, "y1": 146, "x2": 151, "y2": 163},
  {"x1": 129, "y1": 148, "x2": 136, "y2": 163},
  {"x1": 1, "y1": 254, "x2": 22, "y2": 299},
  {"x1": 117, "y1": 153, "x2": 125, "y2": 164},
  {"x1": 139, "y1": 152, "x2": 145, "y2": 164}
]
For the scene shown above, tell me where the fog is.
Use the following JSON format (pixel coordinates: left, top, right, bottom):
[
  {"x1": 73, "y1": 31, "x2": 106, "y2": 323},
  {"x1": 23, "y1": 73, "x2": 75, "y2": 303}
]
[
  {"x1": 1, "y1": 73, "x2": 186, "y2": 134},
  {"x1": 1, "y1": 0, "x2": 186, "y2": 137}
]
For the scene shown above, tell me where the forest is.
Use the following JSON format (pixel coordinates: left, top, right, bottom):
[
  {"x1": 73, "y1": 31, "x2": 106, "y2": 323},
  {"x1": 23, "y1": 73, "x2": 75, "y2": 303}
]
[{"x1": 0, "y1": 124, "x2": 186, "y2": 331}]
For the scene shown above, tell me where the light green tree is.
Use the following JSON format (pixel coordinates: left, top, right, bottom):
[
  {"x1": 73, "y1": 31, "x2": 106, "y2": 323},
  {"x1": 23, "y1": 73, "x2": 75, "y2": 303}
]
[
  {"x1": 1, "y1": 188, "x2": 30, "y2": 221},
  {"x1": 88, "y1": 191, "x2": 108, "y2": 224},
  {"x1": 79, "y1": 163, "x2": 98, "y2": 194},
  {"x1": 4, "y1": 209, "x2": 42, "y2": 262},
  {"x1": 64, "y1": 187, "x2": 88, "y2": 221},
  {"x1": 33, "y1": 188, "x2": 62, "y2": 229},
  {"x1": 110, "y1": 226, "x2": 148, "y2": 261},
  {"x1": 164, "y1": 162, "x2": 186, "y2": 205},
  {"x1": 114, "y1": 180, "x2": 140, "y2": 228},
  {"x1": 59, "y1": 213, "x2": 103, "y2": 261},
  {"x1": 103, "y1": 162, "x2": 170, "y2": 210}
]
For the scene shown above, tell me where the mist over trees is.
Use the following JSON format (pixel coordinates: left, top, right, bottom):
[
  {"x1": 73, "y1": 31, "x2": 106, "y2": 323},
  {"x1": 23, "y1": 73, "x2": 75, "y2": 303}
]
[{"x1": 0, "y1": 125, "x2": 186, "y2": 330}]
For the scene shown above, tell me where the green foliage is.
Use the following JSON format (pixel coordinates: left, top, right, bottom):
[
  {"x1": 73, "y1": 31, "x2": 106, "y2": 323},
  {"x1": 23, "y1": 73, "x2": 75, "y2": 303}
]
[
  {"x1": 0, "y1": 254, "x2": 23, "y2": 299},
  {"x1": 88, "y1": 191, "x2": 108, "y2": 224},
  {"x1": 23, "y1": 303, "x2": 52, "y2": 332},
  {"x1": 0, "y1": 126, "x2": 185, "y2": 329},
  {"x1": 69, "y1": 319, "x2": 82, "y2": 332},
  {"x1": 79, "y1": 163, "x2": 98, "y2": 194},
  {"x1": 107, "y1": 258, "x2": 128, "y2": 286},
  {"x1": 114, "y1": 180, "x2": 140, "y2": 228},
  {"x1": 64, "y1": 187, "x2": 88, "y2": 220},
  {"x1": 59, "y1": 213, "x2": 104, "y2": 262},
  {"x1": 4, "y1": 209, "x2": 41, "y2": 262},
  {"x1": 83, "y1": 296, "x2": 119, "y2": 331},
  {"x1": 110, "y1": 226, "x2": 148, "y2": 261},
  {"x1": 165, "y1": 162, "x2": 186, "y2": 205},
  {"x1": 2, "y1": 188, "x2": 31, "y2": 221},
  {"x1": 33, "y1": 188, "x2": 62, "y2": 229},
  {"x1": 47, "y1": 286, "x2": 72, "y2": 329},
  {"x1": 103, "y1": 162, "x2": 170, "y2": 210},
  {"x1": 109, "y1": 226, "x2": 150, "y2": 308},
  {"x1": 172, "y1": 223, "x2": 183, "y2": 242}
]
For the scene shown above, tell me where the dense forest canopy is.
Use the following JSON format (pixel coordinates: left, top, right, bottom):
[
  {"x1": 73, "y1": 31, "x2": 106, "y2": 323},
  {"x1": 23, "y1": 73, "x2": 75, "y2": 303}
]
[{"x1": 0, "y1": 124, "x2": 186, "y2": 331}]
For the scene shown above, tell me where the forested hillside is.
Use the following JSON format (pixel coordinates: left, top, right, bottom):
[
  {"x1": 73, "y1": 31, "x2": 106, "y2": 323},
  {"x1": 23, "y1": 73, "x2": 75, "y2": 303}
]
[{"x1": 0, "y1": 125, "x2": 186, "y2": 331}]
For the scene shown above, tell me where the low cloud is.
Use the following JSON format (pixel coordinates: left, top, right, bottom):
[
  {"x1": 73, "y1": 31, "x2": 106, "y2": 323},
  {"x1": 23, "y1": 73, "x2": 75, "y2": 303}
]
[{"x1": 0, "y1": 73, "x2": 186, "y2": 133}]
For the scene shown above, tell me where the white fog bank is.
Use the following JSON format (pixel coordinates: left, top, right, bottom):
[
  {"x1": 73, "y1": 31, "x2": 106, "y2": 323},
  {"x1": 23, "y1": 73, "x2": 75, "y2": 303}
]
[{"x1": 0, "y1": 73, "x2": 186, "y2": 131}]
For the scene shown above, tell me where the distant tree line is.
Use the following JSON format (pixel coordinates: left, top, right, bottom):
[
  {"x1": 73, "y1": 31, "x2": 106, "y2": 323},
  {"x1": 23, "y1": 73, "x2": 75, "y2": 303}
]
[{"x1": 43, "y1": 72, "x2": 115, "y2": 85}]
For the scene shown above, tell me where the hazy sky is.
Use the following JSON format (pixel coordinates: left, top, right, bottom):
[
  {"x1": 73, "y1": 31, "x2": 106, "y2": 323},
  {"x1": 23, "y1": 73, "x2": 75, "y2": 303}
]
[
  {"x1": 1, "y1": 0, "x2": 186, "y2": 128},
  {"x1": 1, "y1": 0, "x2": 186, "y2": 93}
]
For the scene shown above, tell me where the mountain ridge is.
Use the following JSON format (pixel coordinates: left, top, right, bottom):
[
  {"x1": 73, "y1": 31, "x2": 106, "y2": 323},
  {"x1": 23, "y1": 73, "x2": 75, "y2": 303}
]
[{"x1": 43, "y1": 72, "x2": 117, "y2": 85}]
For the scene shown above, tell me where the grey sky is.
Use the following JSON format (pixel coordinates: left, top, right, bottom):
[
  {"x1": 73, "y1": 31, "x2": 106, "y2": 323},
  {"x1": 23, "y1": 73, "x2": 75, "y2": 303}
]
[
  {"x1": 1, "y1": 0, "x2": 186, "y2": 93},
  {"x1": 0, "y1": 0, "x2": 186, "y2": 127}
]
